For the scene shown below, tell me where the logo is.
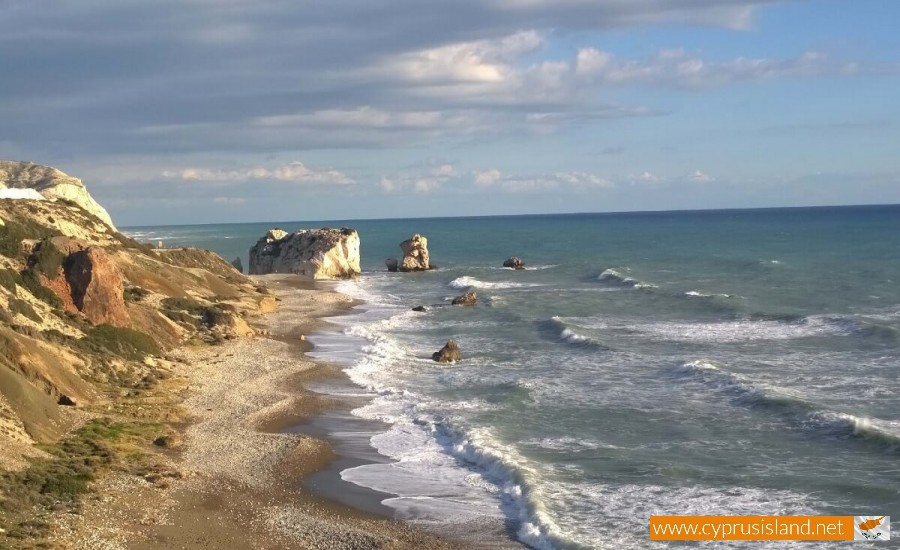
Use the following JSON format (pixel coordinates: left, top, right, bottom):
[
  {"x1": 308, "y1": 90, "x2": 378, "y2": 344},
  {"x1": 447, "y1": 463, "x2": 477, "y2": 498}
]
[{"x1": 854, "y1": 516, "x2": 890, "y2": 541}]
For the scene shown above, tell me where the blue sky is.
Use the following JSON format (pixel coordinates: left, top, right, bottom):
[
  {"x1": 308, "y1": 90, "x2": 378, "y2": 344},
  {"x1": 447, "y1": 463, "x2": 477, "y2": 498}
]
[{"x1": 1, "y1": 0, "x2": 898, "y2": 225}]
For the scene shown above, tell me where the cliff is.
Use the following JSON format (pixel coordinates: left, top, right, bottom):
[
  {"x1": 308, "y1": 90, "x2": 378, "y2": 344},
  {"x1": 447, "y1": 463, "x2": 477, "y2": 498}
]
[
  {"x1": 0, "y1": 161, "x2": 118, "y2": 230},
  {"x1": 248, "y1": 227, "x2": 361, "y2": 280},
  {"x1": 0, "y1": 163, "x2": 275, "y2": 542}
]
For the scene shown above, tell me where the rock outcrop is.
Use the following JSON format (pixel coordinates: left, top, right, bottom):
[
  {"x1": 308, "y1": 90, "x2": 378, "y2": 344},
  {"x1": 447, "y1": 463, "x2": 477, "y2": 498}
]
[
  {"x1": 451, "y1": 290, "x2": 477, "y2": 306},
  {"x1": 385, "y1": 258, "x2": 399, "y2": 272},
  {"x1": 231, "y1": 257, "x2": 243, "y2": 273},
  {"x1": 399, "y1": 234, "x2": 431, "y2": 272},
  {"x1": 432, "y1": 340, "x2": 461, "y2": 363},
  {"x1": 248, "y1": 227, "x2": 361, "y2": 280},
  {"x1": 64, "y1": 247, "x2": 130, "y2": 327},
  {"x1": 0, "y1": 161, "x2": 117, "y2": 230},
  {"x1": 503, "y1": 256, "x2": 525, "y2": 270}
]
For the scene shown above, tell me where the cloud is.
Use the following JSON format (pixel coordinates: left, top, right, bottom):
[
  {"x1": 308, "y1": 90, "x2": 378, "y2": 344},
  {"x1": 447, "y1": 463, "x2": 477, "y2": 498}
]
[
  {"x1": 574, "y1": 48, "x2": 859, "y2": 89},
  {"x1": 379, "y1": 161, "x2": 458, "y2": 194},
  {"x1": 473, "y1": 169, "x2": 612, "y2": 192},
  {"x1": 0, "y1": 0, "x2": 837, "y2": 159},
  {"x1": 689, "y1": 170, "x2": 715, "y2": 183},
  {"x1": 162, "y1": 162, "x2": 354, "y2": 185}
]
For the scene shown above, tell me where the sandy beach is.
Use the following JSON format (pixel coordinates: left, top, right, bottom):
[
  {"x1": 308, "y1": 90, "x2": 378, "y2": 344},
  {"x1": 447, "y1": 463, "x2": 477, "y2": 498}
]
[{"x1": 48, "y1": 275, "x2": 503, "y2": 549}]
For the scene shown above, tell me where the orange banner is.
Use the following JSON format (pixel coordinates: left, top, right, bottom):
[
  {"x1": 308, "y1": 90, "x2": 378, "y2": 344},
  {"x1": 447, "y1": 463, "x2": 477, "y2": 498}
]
[{"x1": 650, "y1": 516, "x2": 855, "y2": 541}]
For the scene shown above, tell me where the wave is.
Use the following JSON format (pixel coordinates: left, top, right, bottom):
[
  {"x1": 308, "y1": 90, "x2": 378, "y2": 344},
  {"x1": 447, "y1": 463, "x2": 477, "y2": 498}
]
[
  {"x1": 676, "y1": 360, "x2": 900, "y2": 452},
  {"x1": 419, "y1": 420, "x2": 570, "y2": 550},
  {"x1": 685, "y1": 290, "x2": 734, "y2": 299},
  {"x1": 597, "y1": 268, "x2": 657, "y2": 289},
  {"x1": 449, "y1": 276, "x2": 542, "y2": 290},
  {"x1": 541, "y1": 317, "x2": 612, "y2": 350}
]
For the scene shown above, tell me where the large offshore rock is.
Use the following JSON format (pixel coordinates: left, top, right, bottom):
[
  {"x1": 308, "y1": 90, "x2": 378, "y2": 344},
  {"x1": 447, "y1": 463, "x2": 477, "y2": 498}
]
[
  {"x1": 0, "y1": 161, "x2": 117, "y2": 230},
  {"x1": 503, "y1": 256, "x2": 525, "y2": 270},
  {"x1": 249, "y1": 227, "x2": 361, "y2": 280},
  {"x1": 399, "y1": 234, "x2": 431, "y2": 272}
]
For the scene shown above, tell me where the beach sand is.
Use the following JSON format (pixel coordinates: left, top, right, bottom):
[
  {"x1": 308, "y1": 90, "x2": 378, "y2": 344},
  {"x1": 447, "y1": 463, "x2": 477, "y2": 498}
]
[{"x1": 50, "y1": 276, "x2": 521, "y2": 549}]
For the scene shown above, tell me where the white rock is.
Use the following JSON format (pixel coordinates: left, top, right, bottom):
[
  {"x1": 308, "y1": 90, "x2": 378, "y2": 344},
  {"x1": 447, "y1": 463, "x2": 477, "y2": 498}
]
[
  {"x1": 248, "y1": 227, "x2": 361, "y2": 280},
  {"x1": 0, "y1": 188, "x2": 45, "y2": 200},
  {"x1": 0, "y1": 161, "x2": 117, "y2": 230}
]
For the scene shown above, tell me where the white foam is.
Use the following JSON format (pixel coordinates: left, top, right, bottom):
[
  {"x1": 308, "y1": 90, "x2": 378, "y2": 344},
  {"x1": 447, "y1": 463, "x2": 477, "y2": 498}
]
[
  {"x1": 538, "y1": 481, "x2": 824, "y2": 549},
  {"x1": 449, "y1": 276, "x2": 543, "y2": 290},
  {"x1": 685, "y1": 290, "x2": 733, "y2": 298}
]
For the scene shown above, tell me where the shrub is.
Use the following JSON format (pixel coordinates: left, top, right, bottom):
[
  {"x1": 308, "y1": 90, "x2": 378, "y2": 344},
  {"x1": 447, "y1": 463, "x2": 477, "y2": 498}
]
[
  {"x1": 0, "y1": 268, "x2": 22, "y2": 293},
  {"x1": 123, "y1": 286, "x2": 150, "y2": 303},
  {"x1": 8, "y1": 298, "x2": 41, "y2": 323},
  {"x1": 28, "y1": 239, "x2": 65, "y2": 278},
  {"x1": 19, "y1": 271, "x2": 63, "y2": 309},
  {"x1": 83, "y1": 324, "x2": 160, "y2": 360},
  {"x1": 0, "y1": 218, "x2": 59, "y2": 259}
]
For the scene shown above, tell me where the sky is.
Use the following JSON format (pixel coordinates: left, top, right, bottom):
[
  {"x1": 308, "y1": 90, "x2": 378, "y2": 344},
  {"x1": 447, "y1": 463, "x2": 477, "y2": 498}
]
[{"x1": 1, "y1": 0, "x2": 898, "y2": 226}]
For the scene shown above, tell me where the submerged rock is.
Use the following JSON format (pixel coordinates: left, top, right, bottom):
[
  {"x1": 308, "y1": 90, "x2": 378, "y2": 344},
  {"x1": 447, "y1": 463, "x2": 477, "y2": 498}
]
[
  {"x1": 451, "y1": 289, "x2": 477, "y2": 306},
  {"x1": 399, "y1": 234, "x2": 431, "y2": 271},
  {"x1": 432, "y1": 340, "x2": 461, "y2": 363},
  {"x1": 248, "y1": 227, "x2": 361, "y2": 280},
  {"x1": 412, "y1": 305, "x2": 427, "y2": 312},
  {"x1": 503, "y1": 257, "x2": 525, "y2": 270}
]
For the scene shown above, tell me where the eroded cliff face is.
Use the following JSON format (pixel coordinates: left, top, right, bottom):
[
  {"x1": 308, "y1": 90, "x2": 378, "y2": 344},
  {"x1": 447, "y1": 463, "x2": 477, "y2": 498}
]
[
  {"x1": 248, "y1": 227, "x2": 361, "y2": 280},
  {"x1": 0, "y1": 161, "x2": 118, "y2": 230},
  {"x1": 0, "y1": 168, "x2": 276, "y2": 455}
]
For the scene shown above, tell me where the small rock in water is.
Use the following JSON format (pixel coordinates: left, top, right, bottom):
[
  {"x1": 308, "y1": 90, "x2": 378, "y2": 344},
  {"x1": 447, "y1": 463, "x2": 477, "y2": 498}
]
[
  {"x1": 503, "y1": 256, "x2": 525, "y2": 270},
  {"x1": 412, "y1": 305, "x2": 427, "y2": 312},
  {"x1": 432, "y1": 339, "x2": 461, "y2": 363},
  {"x1": 451, "y1": 290, "x2": 477, "y2": 306},
  {"x1": 385, "y1": 257, "x2": 399, "y2": 272},
  {"x1": 231, "y1": 256, "x2": 243, "y2": 273}
]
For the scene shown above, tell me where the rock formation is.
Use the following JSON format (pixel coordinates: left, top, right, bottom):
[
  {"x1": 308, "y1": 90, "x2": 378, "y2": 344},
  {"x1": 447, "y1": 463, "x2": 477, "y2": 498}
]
[
  {"x1": 432, "y1": 340, "x2": 461, "y2": 363},
  {"x1": 231, "y1": 257, "x2": 243, "y2": 273},
  {"x1": 412, "y1": 305, "x2": 427, "y2": 312},
  {"x1": 248, "y1": 227, "x2": 361, "y2": 280},
  {"x1": 503, "y1": 256, "x2": 525, "y2": 270},
  {"x1": 399, "y1": 234, "x2": 431, "y2": 271},
  {"x1": 63, "y1": 247, "x2": 130, "y2": 327},
  {"x1": 0, "y1": 162, "x2": 269, "y2": 461},
  {"x1": 385, "y1": 258, "x2": 399, "y2": 272},
  {"x1": 451, "y1": 289, "x2": 477, "y2": 306},
  {"x1": 0, "y1": 161, "x2": 117, "y2": 230}
]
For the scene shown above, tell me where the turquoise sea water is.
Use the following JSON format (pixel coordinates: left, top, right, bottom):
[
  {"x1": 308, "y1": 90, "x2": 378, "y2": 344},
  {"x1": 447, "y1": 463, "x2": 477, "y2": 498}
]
[{"x1": 126, "y1": 205, "x2": 900, "y2": 549}]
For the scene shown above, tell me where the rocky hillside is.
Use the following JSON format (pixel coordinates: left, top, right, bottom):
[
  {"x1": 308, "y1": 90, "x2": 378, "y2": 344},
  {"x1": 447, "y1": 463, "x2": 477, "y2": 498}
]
[
  {"x1": 0, "y1": 163, "x2": 275, "y2": 545},
  {"x1": 0, "y1": 161, "x2": 117, "y2": 230}
]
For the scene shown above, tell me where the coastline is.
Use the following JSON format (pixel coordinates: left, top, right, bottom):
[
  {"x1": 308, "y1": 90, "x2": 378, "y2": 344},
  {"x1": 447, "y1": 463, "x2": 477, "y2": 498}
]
[{"x1": 49, "y1": 275, "x2": 465, "y2": 549}]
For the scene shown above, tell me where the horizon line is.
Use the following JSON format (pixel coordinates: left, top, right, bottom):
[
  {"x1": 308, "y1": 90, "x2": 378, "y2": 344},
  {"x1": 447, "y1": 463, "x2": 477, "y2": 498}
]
[{"x1": 119, "y1": 201, "x2": 900, "y2": 229}]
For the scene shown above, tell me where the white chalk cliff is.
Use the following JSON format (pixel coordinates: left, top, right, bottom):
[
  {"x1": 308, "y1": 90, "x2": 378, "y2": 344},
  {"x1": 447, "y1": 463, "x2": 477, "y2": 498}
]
[
  {"x1": 0, "y1": 161, "x2": 117, "y2": 230},
  {"x1": 248, "y1": 227, "x2": 361, "y2": 280}
]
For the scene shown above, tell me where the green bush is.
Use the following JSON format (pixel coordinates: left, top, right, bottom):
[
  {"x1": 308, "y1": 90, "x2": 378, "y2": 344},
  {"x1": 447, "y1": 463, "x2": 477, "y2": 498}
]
[
  {"x1": 0, "y1": 268, "x2": 22, "y2": 293},
  {"x1": 0, "y1": 218, "x2": 59, "y2": 259},
  {"x1": 8, "y1": 298, "x2": 41, "y2": 323},
  {"x1": 83, "y1": 324, "x2": 160, "y2": 360},
  {"x1": 123, "y1": 286, "x2": 150, "y2": 303},
  {"x1": 160, "y1": 296, "x2": 205, "y2": 315},
  {"x1": 29, "y1": 239, "x2": 64, "y2": 278},
  {"x1": 19, "y1": 271, "x2": 63, "y2": 308}
]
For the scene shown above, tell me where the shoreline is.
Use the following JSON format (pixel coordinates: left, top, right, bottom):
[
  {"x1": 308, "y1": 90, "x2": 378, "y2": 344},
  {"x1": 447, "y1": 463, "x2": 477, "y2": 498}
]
[{"x1": 50, "y1": 275, "x2": 465, "y2": 549}]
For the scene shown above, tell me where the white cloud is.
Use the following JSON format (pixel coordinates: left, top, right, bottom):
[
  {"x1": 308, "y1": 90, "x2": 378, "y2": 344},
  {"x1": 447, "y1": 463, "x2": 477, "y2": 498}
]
[
  {"x1": 689, "y1": 170, "x2": 715, "y2": 183},
  {"x1": 162, "y1": 162, "x2": 354, "y2": 185},
  {"x1": 473, "y1": 169, "x2": 613, "y2": 192},
  {"x1": 379, "y1": 162, "x2": 458, "y2": 194},
  {"x1": 212, "y1": 196, "x2": 247, "y2": 205},
  {"x1": 474, "y1": 169, "x2": 502, "y2": 187}
]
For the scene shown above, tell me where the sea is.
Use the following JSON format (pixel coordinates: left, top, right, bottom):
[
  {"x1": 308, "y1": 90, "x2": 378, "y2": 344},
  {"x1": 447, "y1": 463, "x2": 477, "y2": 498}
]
[{"x1": 124, "y1": 205, "x2": 900, "y2": 549}]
